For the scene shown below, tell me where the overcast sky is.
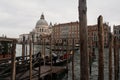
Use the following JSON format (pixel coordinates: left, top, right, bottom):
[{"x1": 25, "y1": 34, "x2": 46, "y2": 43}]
[{"x1": 0, "y1": 0, "x2": 120, "y2": 38}]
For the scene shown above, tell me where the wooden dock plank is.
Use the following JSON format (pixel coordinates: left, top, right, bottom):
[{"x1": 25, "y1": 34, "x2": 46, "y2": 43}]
[{"x1": 4, "y1": 66, "x2": 66, "y2": 80}]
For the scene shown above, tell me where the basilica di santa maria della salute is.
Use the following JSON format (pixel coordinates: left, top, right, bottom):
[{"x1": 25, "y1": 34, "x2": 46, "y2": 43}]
[{"x1": 19, "y1": 14, "x2": 52, "y2": 43}]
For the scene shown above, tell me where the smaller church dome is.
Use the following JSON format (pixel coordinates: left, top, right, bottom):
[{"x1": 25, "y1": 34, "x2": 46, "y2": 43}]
[{"x1": 36, "y1": 14, "x2": 48, "y2": 27}]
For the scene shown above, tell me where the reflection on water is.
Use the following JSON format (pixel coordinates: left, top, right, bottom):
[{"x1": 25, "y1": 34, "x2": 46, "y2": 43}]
[{"x1": 16, "y1": 44, "x2": 119, "y2": 80}]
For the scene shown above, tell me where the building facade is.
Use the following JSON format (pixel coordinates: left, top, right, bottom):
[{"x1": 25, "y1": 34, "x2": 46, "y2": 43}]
[
  {"x1": 88, "y1": 23, "x2": 111, "y2": 47},
  {"x1": 29, "y1": 14, "x2": 52, "y2": 43},
  {"x1": 19, "y1": 14, "x2": 52, "y2": 43},
  {"x1": 18, "y1": 34, "x2": 29, "y2": 43},
  {"x1": 52, "y1": 22, "x2": 110, "y2": 47},
  {"x1": 52, "y1": 22, "x2": 79, "y2": 45},
  {"x1": 113, "y1": 25, "x2": 120, "y2": 40}
]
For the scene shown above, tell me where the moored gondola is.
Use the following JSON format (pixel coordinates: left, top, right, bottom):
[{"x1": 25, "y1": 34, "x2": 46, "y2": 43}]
[{"x1": 45, "y1": 51, "x2": 73, "y2": 66}]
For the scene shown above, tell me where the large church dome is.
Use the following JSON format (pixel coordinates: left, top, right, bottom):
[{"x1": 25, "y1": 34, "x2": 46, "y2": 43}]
[{"x1": 36, "y1": 14, "x2": 48, "y2": 27}]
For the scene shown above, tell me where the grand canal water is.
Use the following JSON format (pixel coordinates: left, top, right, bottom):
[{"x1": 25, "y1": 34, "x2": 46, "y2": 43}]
[
  {"x1": 63, "y1": 48, "x2": 113, "y2": 80},
  {"x1": 16, "y1": 44, "x2": 119, "y2": 80}
]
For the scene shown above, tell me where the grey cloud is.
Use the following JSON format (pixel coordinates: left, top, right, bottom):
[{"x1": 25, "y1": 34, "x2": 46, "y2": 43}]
[{"x1": 0, "y1": 0, "x2": 120, "y2": 37}]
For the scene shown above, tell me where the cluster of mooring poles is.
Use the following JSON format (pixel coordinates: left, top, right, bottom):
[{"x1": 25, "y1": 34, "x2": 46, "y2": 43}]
[{"x1": 78, "y1": 0, "x2": 119, "y2": 80}]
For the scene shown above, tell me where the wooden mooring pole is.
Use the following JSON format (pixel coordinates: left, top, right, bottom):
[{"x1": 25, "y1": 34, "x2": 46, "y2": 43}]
[
  {"x1": 29, "y1": 40, "x2": 32, "y2": 80},
  {"x1": 98, "y1": 15, "x2": 104, "y2": 80},
  {"x1": 26, "y1": 43, "x2": 28, "y2": 60},
  {"x1": 109, "y1": 33, "x2": 113, "y2": 80},
  {"x1": 114, "y1": 37, "x2": 119, "y2": 80},
  {"x1": 117, "y1": 41, "x2": 119, "y2": 80},
  {"x1": 72, "y1": 39, "x2": 75, "y2": 80},
  {"x1": 22, "y1": 36, "x2": 25, "y2": 62},
  {"x1": 66, "y1": 39, "x2": 69, "y2": 80},
  {"x1": 78, "y1": 0, "x2": 89, "y2": 80},
  {"x1": 38, "y1": 38, "x2": 41, "y2": 79},
  {"x1": 43, "y1": 38, "x2": 46, "y2": 66},
  {"x1": 89, "y1": 38, "x2": 92, "y2": 75},
  {"x1": 50, "y1": 38, "x2": 53, "y2": 80},
  {"x1": 32, "y1": 35, "x2": 34, "y2": 55},
  {"x1": 11, "y1": 40, "x2": 16, "y2": 80}
]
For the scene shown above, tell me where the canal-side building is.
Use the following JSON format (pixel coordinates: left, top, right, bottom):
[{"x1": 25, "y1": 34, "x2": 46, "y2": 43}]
[
  {"x1": 113, "y1": 25, "x2": 120, "y2": 47},
  {"x1": 29, "y1": 14, "x2": 52, "y2": 43},
  {"x1": 113, "y1": 25, "x2": 120, "y2": 40},
  {"x1": 52, "y1": 21, "x2": 79, "y2": 45},
  {"x1": 52, "y1": 22, "x2": 110, "y2": 47},
  {"x1": 18, "y1": 34, "x2": 29, "y2": 43},
  {"x1": 88, "y1": 23, "x2": 111, "y2": 47},
  {"x1": 18, "y1": 14, "x2": 52, "y2": 43}
]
